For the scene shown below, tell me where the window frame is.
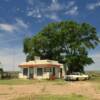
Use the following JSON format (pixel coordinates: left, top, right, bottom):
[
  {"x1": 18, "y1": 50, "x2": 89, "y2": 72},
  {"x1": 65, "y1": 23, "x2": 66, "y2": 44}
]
[
  {"x1": 37, "y1": 68, "x2": 43, "y2": 76},
  {"x1": 23, "y1": 68, "x2": 28, "y2": 76}
]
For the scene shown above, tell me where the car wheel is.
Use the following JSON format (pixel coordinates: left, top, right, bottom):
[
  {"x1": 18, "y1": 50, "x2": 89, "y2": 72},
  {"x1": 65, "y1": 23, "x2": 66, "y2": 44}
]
[{"x1": 76, "y1": 78, "x2": 79, "y2": 81}]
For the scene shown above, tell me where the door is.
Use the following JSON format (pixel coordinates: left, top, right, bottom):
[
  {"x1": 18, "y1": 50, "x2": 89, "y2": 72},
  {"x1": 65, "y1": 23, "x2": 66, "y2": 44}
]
[
  {"x1": 36, "y1": 68, "x2": 43, "y2": 79},
  {"x1": 60, "y1": 68, "x2": 62, "y2": 78},
  {"x1": 50, "y1": 67, "x2": 56, "y2": 80},
  {"x1": 52, "y1": 67, "x2": 55, "y2": 76},
  {"x1": 29, "y1": 68, "x2": 34, "y2": 79}
]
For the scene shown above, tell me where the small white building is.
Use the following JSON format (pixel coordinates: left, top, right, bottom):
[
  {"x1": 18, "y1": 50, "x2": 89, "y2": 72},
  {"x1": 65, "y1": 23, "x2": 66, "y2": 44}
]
[{"x1": 19, "y1": 58, "x2": 65, "y2": 80}]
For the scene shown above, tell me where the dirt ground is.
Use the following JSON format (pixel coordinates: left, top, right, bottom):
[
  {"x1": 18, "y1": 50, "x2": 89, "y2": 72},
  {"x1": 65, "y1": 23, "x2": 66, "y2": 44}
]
[{"x1": 0, "y1": 81, "x2": 100, "y2": 100}]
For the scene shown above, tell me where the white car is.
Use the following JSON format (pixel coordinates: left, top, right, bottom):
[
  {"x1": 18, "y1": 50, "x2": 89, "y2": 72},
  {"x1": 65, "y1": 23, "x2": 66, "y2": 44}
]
[{"x1": 64, "y1": 72, "x2": 89, "y2": 81}]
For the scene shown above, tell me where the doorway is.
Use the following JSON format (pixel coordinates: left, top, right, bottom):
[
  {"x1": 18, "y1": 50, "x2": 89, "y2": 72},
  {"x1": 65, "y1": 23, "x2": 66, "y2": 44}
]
[{"x1": 29, "y1": 68, "x2": 34, "y2": 79}]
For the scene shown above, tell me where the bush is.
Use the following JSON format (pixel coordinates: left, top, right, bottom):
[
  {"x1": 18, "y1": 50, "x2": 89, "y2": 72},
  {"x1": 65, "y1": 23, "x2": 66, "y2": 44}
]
[
  {"x1": 2, "y1": 71, "x2": 19, "y2": 79},
  {"x1": 0, "y1": 68, "x2": 3, "y2": 79}
]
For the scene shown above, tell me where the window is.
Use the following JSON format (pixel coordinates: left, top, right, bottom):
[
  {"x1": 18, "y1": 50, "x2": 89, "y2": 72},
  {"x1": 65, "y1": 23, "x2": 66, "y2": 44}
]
[
  {"x1": 37, "y1": 68, "x2": 43, "y2": 76},
  {"x1": 29, "y1": 68, "x2": 34, "y2": 79},
  {"x1": 44, "y1": 68, "x2": 50, "y2": 72},
  {"x1": 23, "y1": 68, "x2": 28, "y2": 75},
  {"x1": 60, "y1": 68, "x2": 62, "y2": 77}
]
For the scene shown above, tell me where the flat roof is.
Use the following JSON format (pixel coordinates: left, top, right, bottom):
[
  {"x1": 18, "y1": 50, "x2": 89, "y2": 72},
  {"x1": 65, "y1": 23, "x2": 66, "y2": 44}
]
[{"x1": 19, "y1": 59, "x2": 62, "y2": 68}]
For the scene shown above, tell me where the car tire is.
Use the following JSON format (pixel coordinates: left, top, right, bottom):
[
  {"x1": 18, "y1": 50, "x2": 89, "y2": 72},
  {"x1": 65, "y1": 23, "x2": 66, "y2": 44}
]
[{"x1": 76, "y1": 78, "x2": 79, "y2": 81}]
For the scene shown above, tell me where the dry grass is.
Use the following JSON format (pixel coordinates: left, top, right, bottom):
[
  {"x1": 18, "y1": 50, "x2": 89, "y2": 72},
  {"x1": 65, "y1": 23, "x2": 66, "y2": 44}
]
[
  {"x1": 0, "y1": 72, "x2": 100, "y2": 100},
  {"x1": 14, "y1": 94, "x2": 89, "y2": 100}
]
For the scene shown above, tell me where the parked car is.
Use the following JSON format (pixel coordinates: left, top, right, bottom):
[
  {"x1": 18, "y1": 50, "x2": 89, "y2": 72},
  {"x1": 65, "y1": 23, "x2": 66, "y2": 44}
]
[{"x1": 64, "y1": 72, "x2": 89, "y2": 81}]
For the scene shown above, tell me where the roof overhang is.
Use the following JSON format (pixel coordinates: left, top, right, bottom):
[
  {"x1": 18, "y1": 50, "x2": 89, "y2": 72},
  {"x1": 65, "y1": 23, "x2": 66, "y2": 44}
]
[{"x1": 19, "y1": 64, "x2": 60, "y2": 68}]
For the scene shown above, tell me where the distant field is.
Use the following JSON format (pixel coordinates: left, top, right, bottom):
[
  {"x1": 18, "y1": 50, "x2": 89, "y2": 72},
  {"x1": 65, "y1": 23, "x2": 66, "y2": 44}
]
[
  {"x1": 86, "y1": 71, "x2": 100, "y2": 77},
  {"x1": 85, "y1": 71, "x2": 99, "y2": 81}
]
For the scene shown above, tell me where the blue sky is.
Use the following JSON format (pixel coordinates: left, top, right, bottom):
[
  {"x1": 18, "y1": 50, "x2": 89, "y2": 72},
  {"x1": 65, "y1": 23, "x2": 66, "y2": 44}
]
[{"x1": 0, "y1": 0, "x2": 100, "y2": 71}]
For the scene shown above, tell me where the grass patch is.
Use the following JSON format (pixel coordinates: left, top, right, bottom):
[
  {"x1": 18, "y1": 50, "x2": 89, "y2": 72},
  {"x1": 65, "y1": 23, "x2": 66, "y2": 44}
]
[
  {"x1": 90, "y1": 77, "x2": 100, "y2": 82},
  {"x1": 0, "y1": 79, "x2": 67, "y2": 85},
  {"x1": 0, "y1": 79, "x2": 36, "y2": 85},
  {"x1": 14, "y1": 94, "x2": 89, "y2": 100},
  {"x1": 87, "y1": 71, "x2": 100, "y2": 84},
  {"x1": 52, "y1": 79, "x2": 67, "y2": 85},
  {"x1": 87, "y1": 71, "x2": 100, "y2": 82},
  {"x1": 0, "y1": 93, "x2": 9, "y2": 95},
  {"x1": 91, "y1": 77, "x2": 100, "y2": 91},
  {"x1": 97, "y1": 83, "x2": 100, "y2": 91},
  {"x1": 88, "y1": 74, "x2": 100, "y2": 91}
]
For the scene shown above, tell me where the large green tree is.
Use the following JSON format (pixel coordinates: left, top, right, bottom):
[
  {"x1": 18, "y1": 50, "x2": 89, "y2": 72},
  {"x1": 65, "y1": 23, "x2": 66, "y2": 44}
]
[{"x1": 23, "y1": 21, "x2": 100, "y2": 73}]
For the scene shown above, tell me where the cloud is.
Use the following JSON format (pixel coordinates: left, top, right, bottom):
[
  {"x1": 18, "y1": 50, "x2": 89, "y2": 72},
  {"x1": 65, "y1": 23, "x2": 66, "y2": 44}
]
[
  {"x1": 27, "y1": 8, "x2": 42, "y2": 18},
  {"x1": 87, "y1": 1, "x2": 100, "y2": 10},
  {"x1": 0, "y1": 23, "x2": 16, "y2": 32},
  {"x1": 27, "y1": 0, "x2": 79, "y2": 21},
  {"x1": 0, "y1": 18, "x2": 28, "y2": 41},
  {"x1": 65, "y1": 6, "x2": 78, "y2": 15},
  {"x1": 48, "y1": 0, "x2": 78, "y2": 16},
  {"x1": 15, "y1": 19, "x2": 28, "y2": 29},
  {"x1": 0, "y1": 19, "x2": 28, "y2": 33},
  {"x1": 48, "y1": 0, "x2": 62, "y2": 12},
  {"x1": 27, "y1": 0, "x2": 62, "y2": 20},
  {"x1": 66, "y1": 1, "x2": 75, "y2": 9},
  {"x1": 65, "y1": 1, "x2": 78, "y2": 15},
  {"x1": 46, "y1": 13, "x2": 60, "y2": 21}
]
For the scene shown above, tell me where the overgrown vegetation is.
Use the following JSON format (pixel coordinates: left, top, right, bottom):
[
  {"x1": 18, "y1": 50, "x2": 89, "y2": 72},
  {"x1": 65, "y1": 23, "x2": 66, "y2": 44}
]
[
  {"x1": 0, "y1": 68, "x2": 3, "y2": 79},
  {"x1": 2, "y1": 71, "x2": 19, "y2": 79}
]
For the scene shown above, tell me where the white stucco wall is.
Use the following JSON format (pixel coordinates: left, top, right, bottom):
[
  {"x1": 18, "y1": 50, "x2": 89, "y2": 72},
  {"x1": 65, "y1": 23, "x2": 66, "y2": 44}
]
[
  {"x1": 18, "y1": 68, "x2": 28, "y2": 79},
  {"x1": 19, "y1": 65, "x2": 65, "y2": 80},
  {"x1": 19, "y1": 73, "x2": 28, "y2": 79},
  {"x1": 55, "y1": 67, "x2": 60, "y2": 78},
  {"x1": 34, "y1": 67, "x2": 50, "y2": 79}
]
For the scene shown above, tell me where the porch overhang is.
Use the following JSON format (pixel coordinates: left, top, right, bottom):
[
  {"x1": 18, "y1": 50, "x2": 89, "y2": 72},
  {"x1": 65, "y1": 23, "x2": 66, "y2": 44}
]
[{"x1": 19, "y1": 64, "x2": 60, "y2": 68}]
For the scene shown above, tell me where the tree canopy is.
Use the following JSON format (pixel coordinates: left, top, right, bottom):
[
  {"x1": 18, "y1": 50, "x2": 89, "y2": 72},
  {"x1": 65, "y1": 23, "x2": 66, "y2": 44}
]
[{"x1": 23, "y1": 21, "x2": 100, "y2": 73}]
